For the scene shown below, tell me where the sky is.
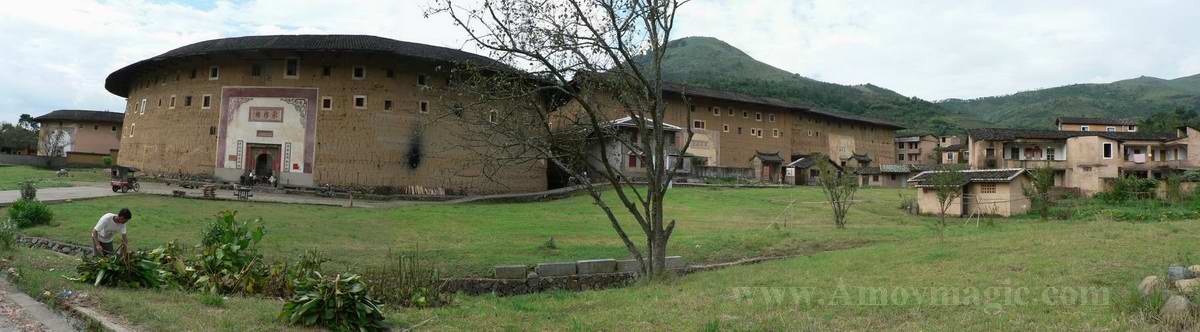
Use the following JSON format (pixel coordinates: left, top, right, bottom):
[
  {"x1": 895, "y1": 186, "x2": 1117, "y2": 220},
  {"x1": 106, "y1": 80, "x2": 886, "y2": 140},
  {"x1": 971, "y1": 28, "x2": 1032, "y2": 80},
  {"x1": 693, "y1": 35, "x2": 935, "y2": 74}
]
[{"x1": 1, "y1": 0, "x2": 1198, "y2": 122}]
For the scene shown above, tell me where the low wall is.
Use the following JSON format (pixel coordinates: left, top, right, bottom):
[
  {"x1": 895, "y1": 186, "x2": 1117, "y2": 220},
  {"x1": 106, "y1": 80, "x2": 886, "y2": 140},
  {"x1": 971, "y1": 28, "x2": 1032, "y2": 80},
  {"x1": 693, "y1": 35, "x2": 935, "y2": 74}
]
[
  {"x1": 65, "y1": 152, "x2": 110, "y2": 167},
  {"x1": 0, "y1": 154, "x2": 64, "y2": 169}
]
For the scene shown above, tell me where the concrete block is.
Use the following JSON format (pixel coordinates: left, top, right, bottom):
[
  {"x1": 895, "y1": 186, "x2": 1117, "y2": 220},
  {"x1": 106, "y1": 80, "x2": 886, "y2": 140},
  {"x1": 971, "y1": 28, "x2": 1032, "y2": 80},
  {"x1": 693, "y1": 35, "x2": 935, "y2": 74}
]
[
  {"x1": 535, "y1": 262, "x2": 577, "y2": 277},
  {"x1": 616, "y1": 259, "x2": 642, "y2": 274},
  {"x1": 666, "y1": 256, "x2": 686, "y2": 270},
  {"x1": 494, "y1": 265, "x2": 528, "y2": 279},
  {"x1": 576, "y1": 259, "x2": 617, "y2": 275}
]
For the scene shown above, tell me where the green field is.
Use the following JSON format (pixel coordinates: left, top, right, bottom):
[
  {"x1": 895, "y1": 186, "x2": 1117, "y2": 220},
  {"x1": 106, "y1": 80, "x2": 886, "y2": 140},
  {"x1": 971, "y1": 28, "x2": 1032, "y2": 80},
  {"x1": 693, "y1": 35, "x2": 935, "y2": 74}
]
[
  {"x1": 21, "y1": 188, "x2": 928, "y2": 276},
  {"x1": 0, "y1": 165, "x2": 108, "y2": 190},
  {"x1": 4, "y1": 186, "x2": 1197, "y2": 330}
]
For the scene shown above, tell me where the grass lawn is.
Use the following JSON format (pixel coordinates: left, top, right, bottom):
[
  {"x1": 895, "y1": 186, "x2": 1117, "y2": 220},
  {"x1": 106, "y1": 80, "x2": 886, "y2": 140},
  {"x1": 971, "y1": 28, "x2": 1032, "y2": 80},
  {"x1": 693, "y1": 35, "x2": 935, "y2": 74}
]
[
  {"x1": 6, "y1": 205, "x2": 1196, "y2": 330},
  {"x1": 0, "y1": 165, "x2": 108, "y2": 190},
  {"x1": 19, "y1": 187, "x2": 930, "y2": 276}
]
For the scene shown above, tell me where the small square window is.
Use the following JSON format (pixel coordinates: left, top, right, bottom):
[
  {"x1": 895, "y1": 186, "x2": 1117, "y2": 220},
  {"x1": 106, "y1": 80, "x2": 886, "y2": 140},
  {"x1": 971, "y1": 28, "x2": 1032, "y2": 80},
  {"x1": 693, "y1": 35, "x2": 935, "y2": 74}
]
[
  {"x1": 711, "y1": 107, "x2": 720, "y2": 116},
  {"x1": 742, "y1": 111, "x2": 748, "y2": 118},
  {"x1": 353, "y1": 66, "x2": 366, "y2": 79},
  {"x1": 251, "y1": 64, "x2": 263, "y2": 77},
  {"x1": 209, "y1": 66, "x2": 219, "y2": 80},
  {"x1": 692, "y1": 120, "x2": 705, "y2": 129},
  {"x1": 755, "y1": 112, "x2": 762, "y2": 121},
  {"x1": 93, "y1": 125, "x2": 98, "y2": 130},
  {"x1": 321, "y1": 97, "x2": 332, "y2": 110},
  {"x1": 285, "y1": 58, "x2": 299, "y2": 78},
  {"x1": 112, "y1": 126, "x2": 117, "y2": 131},
  {"x1": 184, "y1": 96, "x2": 192, "y2": 107},
  {"x1": 418, "y1": 74, "x2": 429, "y2": 86},
  {"x1": 322, "y1": 66, "x2": 332, "y2": 77},
  {"x1": 354, "y1": 96, "x2": 367, "y2": 109},
  {"x1": 209, "y1": 126, "x2": 216, "y2": 135},
  {"x1": 728, "y1": 108, "x2": 734, "y2": 116},
  {"x1": 190, "y1": 68, "x2": 197, "y2": 79},
  {"x1": 384, "y1": 100, "x2": 393, "y2": 110},
  {"x1": 386, "y1": 69, "x2": 395, "y2": 78},
  {"x1": 201, "y1": 95, "x2": 212, "y2": 109},
  {"x1": 768, "y1": 113, "x2": 776, "y2": 122},
  {"x1": 419, "y1": 101, "x2": 430, "y2": 113}
]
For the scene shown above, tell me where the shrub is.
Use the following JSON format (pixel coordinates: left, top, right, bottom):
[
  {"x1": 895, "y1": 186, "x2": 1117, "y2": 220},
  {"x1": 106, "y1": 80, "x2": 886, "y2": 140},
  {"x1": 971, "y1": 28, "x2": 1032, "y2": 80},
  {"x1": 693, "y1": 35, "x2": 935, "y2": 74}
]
[
  {"x1": 280, "y1": 272, "x2": 386, "y2": 332},
  {"x1": 18, "y1": 180, "x2": 36, "y2": 201},
  {"x1": 7, "y1": 199, "x2": 53, "y2": 228},
  {"x1": 0, "y1": 220, "x2": 17, "y2": 251},
  {"x1": 361, "y1": 251, "x2": 451, "y2": 308},
  {"x1": 898, "y1": 194, "x2": 917, "y2": 215},
  {"x1": 1164, "y1": 175, "x2": 1185, "y2": 204},
  {"x1": 70, "y1": 250, "x2": 170, "y2": 288},
  {"x1": 193, "y1": 210, "x2": 266, "y2": 294},
  {"x1": 1101, "y1": 176, "x2": 1158, "y2": 203},
  {"x1": 101, "y1": 156, "x2": 114, "y2": 168}
]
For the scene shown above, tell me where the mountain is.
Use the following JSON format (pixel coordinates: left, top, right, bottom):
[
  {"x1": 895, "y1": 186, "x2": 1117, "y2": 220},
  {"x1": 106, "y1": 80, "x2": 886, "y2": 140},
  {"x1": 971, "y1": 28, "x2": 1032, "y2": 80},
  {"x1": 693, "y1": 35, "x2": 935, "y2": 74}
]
[
  {"x1": 643, "y1": 36, "x2": 1200, "y2": 133},
  {"x1": 638, "y1": 37, "x2": 985, "y2": 133},
  {"x1": 940, "y1": 74, "x2": 1200, "y2": 129}
]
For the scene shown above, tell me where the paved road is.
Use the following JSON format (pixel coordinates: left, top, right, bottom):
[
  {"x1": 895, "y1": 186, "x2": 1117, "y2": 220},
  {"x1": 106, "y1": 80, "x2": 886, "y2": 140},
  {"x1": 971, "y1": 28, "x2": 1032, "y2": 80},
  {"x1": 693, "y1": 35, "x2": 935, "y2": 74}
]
[{"x1": 0, "y1": 186, "x2": 120, "y2": 206}]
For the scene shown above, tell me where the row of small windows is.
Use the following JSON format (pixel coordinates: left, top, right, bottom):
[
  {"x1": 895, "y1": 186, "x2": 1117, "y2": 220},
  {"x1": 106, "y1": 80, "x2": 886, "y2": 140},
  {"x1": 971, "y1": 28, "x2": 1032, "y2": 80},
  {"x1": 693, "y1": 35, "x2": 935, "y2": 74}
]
[
  {"x1": 696, "y1": 106, "x2": 776, "y2": 122},
  {"x1": 692, "y1": 120, "x2": 780, "y2": 138},
  {"x1": 135, "y1": 60, "x2": 435, "y2": 91}
]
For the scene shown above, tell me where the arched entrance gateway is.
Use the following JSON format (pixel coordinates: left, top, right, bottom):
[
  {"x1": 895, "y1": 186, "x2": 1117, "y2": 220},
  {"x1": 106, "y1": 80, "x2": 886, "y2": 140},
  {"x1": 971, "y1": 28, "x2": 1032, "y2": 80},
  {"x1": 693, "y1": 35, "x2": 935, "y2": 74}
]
[{"x1": 215, "y1": 87, "x2": 318, "y2": 187}]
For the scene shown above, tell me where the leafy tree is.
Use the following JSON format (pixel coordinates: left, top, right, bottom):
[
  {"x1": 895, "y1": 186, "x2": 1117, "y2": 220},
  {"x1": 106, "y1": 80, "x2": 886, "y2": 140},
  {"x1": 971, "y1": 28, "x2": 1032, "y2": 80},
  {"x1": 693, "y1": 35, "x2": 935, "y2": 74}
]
[
  {"x1": 0, "y1": 122, "x2": 37, "y2": 154},
  {"x1": 927, "y1": 170, "x2": 966, "y2": 238},
  {"x1": 1022, "y1": 167, "x2": 1056, "y2": 219},
  {"x1": 816, "y1": 155, "x2": 858, "y2": 229},
  {"x1": 17, "y1": 114, "x2": 37, "y2": 131}
]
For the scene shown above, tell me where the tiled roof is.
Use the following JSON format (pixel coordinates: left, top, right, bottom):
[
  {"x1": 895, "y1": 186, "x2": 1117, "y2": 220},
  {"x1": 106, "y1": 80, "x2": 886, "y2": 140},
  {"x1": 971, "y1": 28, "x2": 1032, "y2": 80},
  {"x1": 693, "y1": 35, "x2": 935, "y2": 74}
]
[
  {"x1": 786, "y1": 154, "x2": 839, "y2": 169},
  {"x1": 939, "y1": 144, "x2": 964, "y2": 151},
  {"x1": 662, "y1": 82, "x2": 903, "y2": 129},
  {"x1": 605, "y1": 116, "x2": 682, "y2": 131},
  {"x1": 968, "y1": 128, "x2": 1176, "y2": 141},
  {"x1": 1056, "y1": 117, "x2": 1137, "y2": 126},
  {"x1": 33, "y1": 110, "x2": 124, "y2": 124},
  {"x1": 908, "y1": 168, "x2": 1026, "y2": 187},
  {"x1": 106, "y1": 35, "x2": 504, "y2": 97},
  {"x1": 753, "y1": 151, "x2": 784, "y2": 163},
  {"x1": 879, "y1": 164, "x2": 911, "y2": 173}
]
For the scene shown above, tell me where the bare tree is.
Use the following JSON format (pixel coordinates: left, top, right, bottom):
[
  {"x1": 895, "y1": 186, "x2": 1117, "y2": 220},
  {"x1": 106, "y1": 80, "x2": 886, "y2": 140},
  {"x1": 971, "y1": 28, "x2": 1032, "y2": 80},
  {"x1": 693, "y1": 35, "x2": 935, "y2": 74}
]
[
  {"x1": 40, "y1": 128, "x2": 70, "y2": 167},
  {"x1": 815, "y1": 154, "x2": 857, "y2": 229},
  {"x1": 428, "y1": 0, "x2": 693, "y2": 277},
  {"x1": 927, "y1": 170, "x2": 966, "y2": 237}
]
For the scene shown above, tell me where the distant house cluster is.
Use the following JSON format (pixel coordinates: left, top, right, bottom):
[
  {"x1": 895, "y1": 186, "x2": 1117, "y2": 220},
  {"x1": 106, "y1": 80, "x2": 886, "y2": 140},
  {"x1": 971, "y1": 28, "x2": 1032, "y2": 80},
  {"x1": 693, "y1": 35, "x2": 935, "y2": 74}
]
[{"x1": 908, "y1": 116, "x2": 1198, "y2": 217}]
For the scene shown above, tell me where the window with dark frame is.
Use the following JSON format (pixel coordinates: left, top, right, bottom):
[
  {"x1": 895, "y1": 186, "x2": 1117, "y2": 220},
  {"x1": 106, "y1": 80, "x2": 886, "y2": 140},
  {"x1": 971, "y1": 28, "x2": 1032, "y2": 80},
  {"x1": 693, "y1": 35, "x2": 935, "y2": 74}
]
[
  {"x1": 386, "y1": 69, "x2": 395, "y2": 78},
  {"x1": 251, "y1": 64, "x2": 263, "y2": 77},
  {"x1": 419, "y1": 101, "x2": 429, "y2": 113},
  {"x1": 285, "y1": 58, "x2": 299, "y2": 77},
  {"x1": 322, "y1": 97, "x2": 332, "y2": 110},
  {"x1": 322, "y1": 66, "x2": 332, "y2": 77},
  {"x1": 418, "y1": 74, "x2": 429, "y2": 86},
  {"x1": 190, "y1": 68, "x2": 197, "y2": 79},
  {"x1": 353, "y1": 66, "x2": 365, "y2": 79},
  {"x1": 202, "y1": 95, "x2": 211, "y2": 109},
  {"x1": 209, "y1": 66, "x2": 219, "y2": 80},
  {"x1": 354, "y1": 96, "x2": 366, "y2": 109},
  {"x1": 384, "y1": 100, "x2": 393, "y2": 110},
  {"x1": 184, "y1": 96, "x2": 192, "y2": 107}
]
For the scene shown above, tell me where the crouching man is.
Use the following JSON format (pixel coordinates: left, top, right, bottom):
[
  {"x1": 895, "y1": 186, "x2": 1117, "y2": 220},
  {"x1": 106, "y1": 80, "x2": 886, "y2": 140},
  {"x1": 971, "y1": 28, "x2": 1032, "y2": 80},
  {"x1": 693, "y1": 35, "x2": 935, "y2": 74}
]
[{"x1": 92, "y1": 208, "x2": 132, "y2": 256}]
